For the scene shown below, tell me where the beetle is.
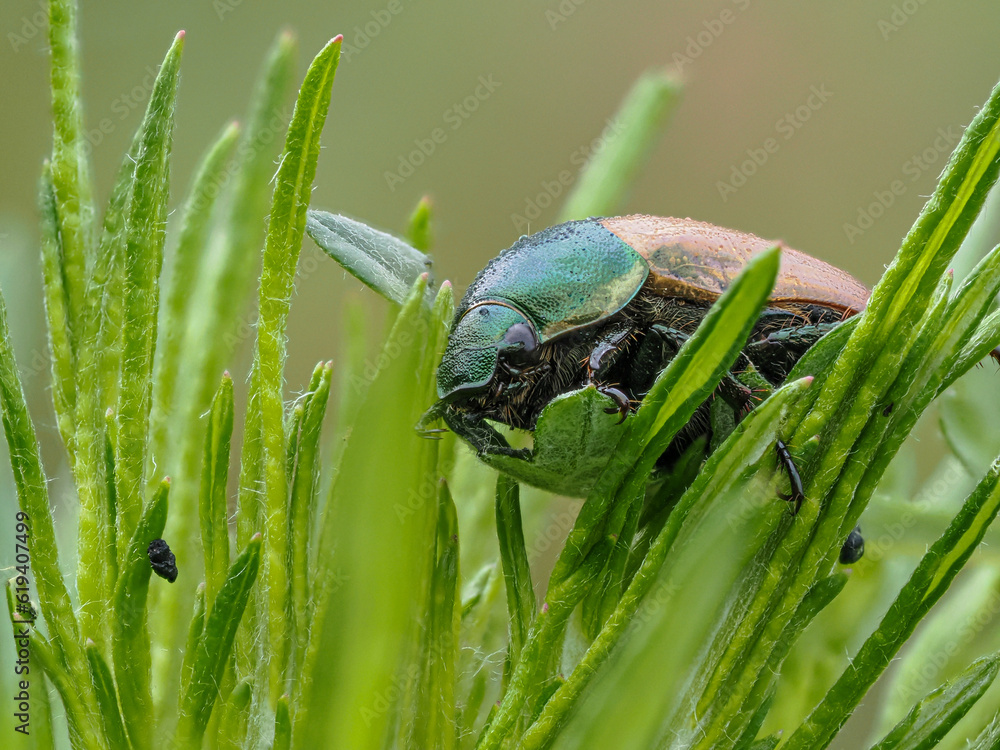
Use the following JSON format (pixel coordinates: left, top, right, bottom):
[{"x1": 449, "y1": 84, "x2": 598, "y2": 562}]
[
  {"x1": 424, "y1": 215, "x2": 871, "y2": 551},
  {"x1": 428, "y1": 215, "x2": 868, "y2": 464}
]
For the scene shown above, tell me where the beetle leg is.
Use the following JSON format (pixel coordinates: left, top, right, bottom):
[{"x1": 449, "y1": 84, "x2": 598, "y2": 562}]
[
  {"x1": 716, "y1": 374, "x2": 754, "y2": 415},
  {"x1": 442, "y1": 407, "x2": 531, "y2": 461},
  {"x1": 634, "y1": 324, "x2": 756, "y2": 412},
  {"x1": 744, "y1": 320, "x2": 841, "y2": 383},
  {"x1": 775, "y1": 438, "x2": 805, "y2": 515},
  {"x1": 584, "y1": 322, "x2": 636, "y2": 380}
]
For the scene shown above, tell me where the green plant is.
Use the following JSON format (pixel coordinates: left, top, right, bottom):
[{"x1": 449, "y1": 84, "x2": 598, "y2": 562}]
[{"x1": 5, "y1": 1, "x2": 1000, "y2": 748}]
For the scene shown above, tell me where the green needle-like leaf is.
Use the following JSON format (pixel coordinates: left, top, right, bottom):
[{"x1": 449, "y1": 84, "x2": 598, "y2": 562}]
[
  {"x1": 288, "y1": 361, "x2": 332, "y2": 683},
  {"x1": 217, "y1": 678, "x2": 254, "y2": 750},
  {"x1": 201, "y1": 373, "x2": 235, "y2": 607},
  {"x1": 495, "y1": 474, "x2": 536, "y2": 677},
  {"x1": 37, "y1": 163, "x2": 76, "y2": 449},
  {"x1": 300, "y1": 277, "x2": 451, "y2": 749},
  {"x1": 47, "y1": 0, "x2": 95, "y2": 337},
  {"x1": 414, "y1": 480, "x2": 460, "y2": 750},
  {"x1": 180, "y1": 584, "x2": 207, "y2": 699},
  {"x1": 115, "y1": 30, "x2": 184, "y2": 562},
  {"x1": 0, "y1": 283, "x2": 105, "y2": 744},
  {"x1": 150, "y1": 120, "x2": 241, "y2": 485},
  {"x1": 968, "y1": 710, "x2": 1000, "y2": 750},
  {"x1": 408, "y1": 196, "x2": 435, "y2": 253},
  {"x1": 5, "y1": 593, "x2": 102, "y2": 750},
  {"x1": 274, "y1": 695, "x2": 292, "y2": 750},
  {"x1": 552, "y1": 246, "x2": 781, "y2": 582},
  {"x1": 238, "y1": 33, "x2": 341, "y2": 705},
  {"x1": 870, "y1": 656, "x2": 999, "y2": 750},
  {"x1": 112, "y1": 479, "x2": 168, "y2": 750},
  {"x1": 176, "y1": 535, "x2": 262, "y2": 747},
  {"x1": 517, "y1": 376, "x2": 812, "y2": 750},
  {"x1": 785, "y1": 459, "x2": 1000, "y2": 749},
  {"x1": 86, "y1": 639, "x2": 130, "y2": 750}
]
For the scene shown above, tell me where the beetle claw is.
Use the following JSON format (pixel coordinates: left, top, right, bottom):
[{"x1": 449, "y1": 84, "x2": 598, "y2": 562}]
[{"x1": 597, "y1": 385, "x2": 631, "y2": 424}]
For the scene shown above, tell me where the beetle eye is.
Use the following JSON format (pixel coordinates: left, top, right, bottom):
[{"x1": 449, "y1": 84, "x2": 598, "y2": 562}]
[{"x1": 503, "y1": 322, "x2": 539, "y2": 361}]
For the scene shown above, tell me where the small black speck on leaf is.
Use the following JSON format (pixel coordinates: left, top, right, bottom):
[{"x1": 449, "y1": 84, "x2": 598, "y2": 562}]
[{"x1": 148, "y1": 538, "x2": 178, "y2": 583}]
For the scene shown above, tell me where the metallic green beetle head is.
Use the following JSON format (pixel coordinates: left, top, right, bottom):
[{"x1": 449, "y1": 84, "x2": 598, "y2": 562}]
[{"x1": 436, "y1": 302, "x2": 539, "y2": 401}]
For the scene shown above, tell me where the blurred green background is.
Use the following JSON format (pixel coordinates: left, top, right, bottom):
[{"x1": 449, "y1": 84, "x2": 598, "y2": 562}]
[{"x1": 2, "y1": 2, "x2": 1000, "y2": 745}]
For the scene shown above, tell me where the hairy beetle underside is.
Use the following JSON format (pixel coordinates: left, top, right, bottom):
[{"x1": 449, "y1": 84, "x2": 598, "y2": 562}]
[{"x1": 454, "y1": 284, "x2": 845, "y2": 459}]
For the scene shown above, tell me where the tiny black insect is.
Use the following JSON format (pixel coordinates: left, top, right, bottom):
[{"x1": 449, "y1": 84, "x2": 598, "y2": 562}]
[
  {"x1": 775, "y1": 439, "x2": 805, "y2": 515},
  {"x1": 882, "y1": 402, "x2": 894, "y2": 417},
  {"x1": 839, "y1": 525, "x2": 865, "y2": 564},
  {"x1": 147, "y1": 538, "x2": 178, "y2": 583}
]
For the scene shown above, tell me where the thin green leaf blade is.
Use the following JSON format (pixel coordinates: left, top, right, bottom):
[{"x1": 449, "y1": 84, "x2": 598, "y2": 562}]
[
  {"x1": 242, "y1": 34, "x2": 342, "y2": 705},
  {"x1": 201, "y1": 372, "x2": 235, "y2": 607},
  {"x1": 176, "y1": 535, "x2": 262, "y2": 746},
  {"x1": 37, "y1": 163, "x2": 76, "y2": 448},
  {"x1": 288, "y1": 361, "x2": 332, "y2": 683},
  {"x1": 306, "y1": 209, "x2": 433, "y2": 304},
  {"x1": 785, "y1": 459, "x2": 1000, "y2": 749},
  {"x1": 48, "y1": 0, "x2": 95, "y2": 334},
  {"x1": 495, "y1": 474, "x2": 535, "y2": 679},
  {"x1": 551, "y1": 246, "x2": 781, "y2": 580},
  {"x1": 274, "y1": 695, "x2": 292, "y2": 750},
  {"x1": 112, "y1": 480, "x2": 169, "y2": 750},
  {"x1": 86, "y1": 639, "x2": 130, "y2": 749},
  {"x1": 870, "y1": 656, "x2": 999, "y2": 750},
  {"x1": 0, "y1": 283, "x2": 105, "y2": 741},
  {"x1": 5, "y1": 592, "x2": 102, "y2": 750},
  {"x1": 115, "y1": 30, "x2": 184, "y2": 559},
  {"x1": 300, "y1": 277, "x2": 450, "y2": 748},
  {"x1": 150, "y1": 119, "x2": 241, "y2": 483},
  {"x1": 408, "y1": 195, "x2": 434, "y2": 253},
  {"x1": 516, "y1": 376, "x2": 813, "y2": 750}
]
